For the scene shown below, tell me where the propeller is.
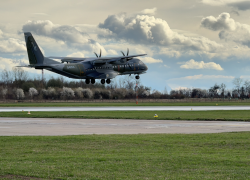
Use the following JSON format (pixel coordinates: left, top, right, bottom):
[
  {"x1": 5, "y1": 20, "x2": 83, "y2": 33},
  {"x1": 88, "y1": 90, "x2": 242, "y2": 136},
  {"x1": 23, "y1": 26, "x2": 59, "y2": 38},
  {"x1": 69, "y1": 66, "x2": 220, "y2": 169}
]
[
  {"x1": 121, "y1": 48, "x2": 133, "y2": 69},
  {"x1": 94, "y1": 49, "x2": 102, "y2": 58},
  {"x1": 121, "y1": 48, "x2": 129, "y2": 57}
]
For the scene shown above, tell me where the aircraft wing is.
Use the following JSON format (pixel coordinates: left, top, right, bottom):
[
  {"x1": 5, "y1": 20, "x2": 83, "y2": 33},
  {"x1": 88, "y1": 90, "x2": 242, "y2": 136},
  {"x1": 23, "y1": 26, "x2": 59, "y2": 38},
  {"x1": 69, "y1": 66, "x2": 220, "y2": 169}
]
[{"x1": 47, "y1": 54, "x2": 147, "y2": 64}]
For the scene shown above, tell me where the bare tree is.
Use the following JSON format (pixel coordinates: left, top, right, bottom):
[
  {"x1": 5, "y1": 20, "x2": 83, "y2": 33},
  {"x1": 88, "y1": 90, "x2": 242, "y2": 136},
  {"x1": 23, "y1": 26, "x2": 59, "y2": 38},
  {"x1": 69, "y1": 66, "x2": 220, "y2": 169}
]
[
  {"x1": 12, "y1": 67, "x2": 28, "y2": 88},
  {"x1": 244, "y1": 80, "x2": 250, "y2": 97},
  {"x1": 0, "y1": 88, "x2": 7, "y2": 99},
  {"x1": 232, "y1": 77, "x2": 243, "y2": 93},
  {"x1": 220, "y1": 83, "x2": 226, "y2": 98},
  {"x1": 0, "y1": 69, "x2": 12, "y2": 87}
]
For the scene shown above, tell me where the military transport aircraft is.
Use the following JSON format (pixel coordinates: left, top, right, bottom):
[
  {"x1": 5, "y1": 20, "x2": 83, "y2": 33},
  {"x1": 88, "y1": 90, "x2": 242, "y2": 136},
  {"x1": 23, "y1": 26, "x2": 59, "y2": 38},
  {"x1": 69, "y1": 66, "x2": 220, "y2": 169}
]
[{"x1": 20, "y1": 32, "x2": 148, "y2": 84}]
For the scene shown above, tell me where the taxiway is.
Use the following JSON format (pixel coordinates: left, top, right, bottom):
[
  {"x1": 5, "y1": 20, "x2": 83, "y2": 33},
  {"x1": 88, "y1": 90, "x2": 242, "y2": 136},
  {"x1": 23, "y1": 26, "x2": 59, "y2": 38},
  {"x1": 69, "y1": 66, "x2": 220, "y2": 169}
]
[
  {"x1": 1, "y1": 106, "x2": 250, "y2": 112},
  {"x1": 0, "y1": 117, "x2": 249, "y2": 136}
]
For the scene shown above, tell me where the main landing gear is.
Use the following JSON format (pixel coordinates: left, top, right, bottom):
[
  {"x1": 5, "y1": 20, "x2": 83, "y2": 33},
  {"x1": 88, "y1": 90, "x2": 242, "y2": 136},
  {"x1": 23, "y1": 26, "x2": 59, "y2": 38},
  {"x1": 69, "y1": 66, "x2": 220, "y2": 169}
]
[
  {"x1": 85, "y1": 79, "x2": 95, "y2": 84},
  {"x1": 101, "y1": 79, "x2": 111, "y2": 84},
  {"x1": 135, "y1": 75, "x2": 140, "y2": 79}
]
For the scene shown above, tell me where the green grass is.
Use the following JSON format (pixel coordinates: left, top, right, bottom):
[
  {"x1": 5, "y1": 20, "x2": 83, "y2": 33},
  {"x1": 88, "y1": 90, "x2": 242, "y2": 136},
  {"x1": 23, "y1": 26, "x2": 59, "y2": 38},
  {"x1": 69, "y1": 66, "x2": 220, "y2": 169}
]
[
  {"x1": 1, "y1": 101, "x2": 250, "y2": 107},
  {"x1": 1, "y1": 110, "x2": 250, "y2": 121},
  {"x1": 0, "y1": 133, "x2": 250, "y2": 179}
]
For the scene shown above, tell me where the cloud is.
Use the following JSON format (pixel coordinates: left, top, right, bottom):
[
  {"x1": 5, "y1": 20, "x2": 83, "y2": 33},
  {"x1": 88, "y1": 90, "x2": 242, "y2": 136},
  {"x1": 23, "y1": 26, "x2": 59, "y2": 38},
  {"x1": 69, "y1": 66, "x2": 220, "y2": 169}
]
[
  {"x1": 98, "y1": 11, "x2": 223, "y2": 54},
  {"x1": 201, "y1": 13, "x2": 250, "y2": 47},
  {"x1": 22, "y1": 20, "x2": 106, "y2": 54},
  {"x1": 201, "y1": 13, "x2": 237, "y2": 31},
  {"x1": 140, "y1": 57, "x2": 163, "y2": 64},
  {"x1": 107, "y1": 49, "x2": 118, "y2": 55},
  {"x1": 180, "y1": 59, "x2": 223, "y2": 70},
  {"x1": 166, "y1": 74, "x2": 235, "y2": 89},
  {"x1": 139, "y1": 7, "x2": 157, "y2": 15},
  {"x1": 32, "y1": 13, "x2": 49, "y2": 16},
  {"x1": 0, "y1": 38, "x2": 26, "y2": 54},
  {"x1": 228, "y1": 1, "x2": 250, "y2": 11},
  {"x1": 177, "y1": 74, "x2": 234, "y2": 80},
  {"x1": 67, "y1": 52, "x2": 84, "y2": 57},
  {"x1": 201, "y1": 0, "x2": 250, "y2": 11}
]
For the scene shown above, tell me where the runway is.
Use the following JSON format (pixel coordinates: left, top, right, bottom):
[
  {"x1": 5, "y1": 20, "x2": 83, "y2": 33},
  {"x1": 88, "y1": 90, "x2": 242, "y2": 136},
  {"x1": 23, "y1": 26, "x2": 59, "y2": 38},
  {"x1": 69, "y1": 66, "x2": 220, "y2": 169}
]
[
  {"x1": 0, "y1": 118, "x2": 249, "y2": 135},
  {"x1": 1, "y1": 106, "x2": 250, "y2": 112}
]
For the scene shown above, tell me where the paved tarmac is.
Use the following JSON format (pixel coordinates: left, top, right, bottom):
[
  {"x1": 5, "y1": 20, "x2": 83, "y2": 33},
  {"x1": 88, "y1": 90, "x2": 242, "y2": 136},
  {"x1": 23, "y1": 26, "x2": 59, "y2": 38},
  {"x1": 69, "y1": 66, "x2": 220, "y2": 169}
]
[
  {"x1": 0, "y1": 118, "x2": 249, "y2": 136},
  {"x1": 1, "y1": 106, "x2": 250, "y2": 112}
]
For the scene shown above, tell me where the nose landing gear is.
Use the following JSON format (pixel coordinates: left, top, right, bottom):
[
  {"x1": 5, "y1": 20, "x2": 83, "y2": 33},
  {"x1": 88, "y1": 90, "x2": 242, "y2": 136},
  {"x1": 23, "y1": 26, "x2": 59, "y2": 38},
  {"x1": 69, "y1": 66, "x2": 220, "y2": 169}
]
[
  {"x1": 135, "y1": 75, "x2": 140, "y2": 79},
  {"x1": 85, "y1": 79, "x2": 90, "y2": 84}
]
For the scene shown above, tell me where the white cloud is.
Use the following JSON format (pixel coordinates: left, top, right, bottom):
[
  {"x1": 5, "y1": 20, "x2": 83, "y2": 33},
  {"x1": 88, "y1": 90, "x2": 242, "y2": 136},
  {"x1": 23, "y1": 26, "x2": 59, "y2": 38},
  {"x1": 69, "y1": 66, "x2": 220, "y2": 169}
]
[
  {"x1": 32, "y1": 13, "x2": 49, "y2": 16},
  {"x1": 201, "y1": 13, "x2": 250, "y2": 47},
  {"x1": 201, "y1": 13, "x2": 237, "y2": 31},
  {"x1": 67, "y1": 52, "x2": 84, "y2": 57},
  {"x1": 0, "y1": 38, "x2": 26, "y2": 54},
  {"x1": 107, "y1": 49, "x2": 118, "y2": 55},
  {"x1": 139, "y1": 7, "x2": 157, "y2": 15},
  {"x1": 180, "y1": 59, "x2": 223, "y2": 70},
  {"x1": 98, "y1": 12, "x2": 223, "y2": 54},
  {"x1": 140, "y1": 57, "x2": 163, "y2": 64},
  {"x1": 175, "y1": 74, "x2": 234, "y2": 80},
  {"x1": 22, "y1": 20, "x2": 106, "y2": 54}
]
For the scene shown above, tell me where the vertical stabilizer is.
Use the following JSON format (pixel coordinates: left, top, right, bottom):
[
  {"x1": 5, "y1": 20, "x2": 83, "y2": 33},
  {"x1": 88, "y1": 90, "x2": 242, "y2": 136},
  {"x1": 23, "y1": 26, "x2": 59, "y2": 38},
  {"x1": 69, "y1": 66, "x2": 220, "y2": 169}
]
[{"x1": 24, "y1": 32, "x2": 44, "y2": 65}]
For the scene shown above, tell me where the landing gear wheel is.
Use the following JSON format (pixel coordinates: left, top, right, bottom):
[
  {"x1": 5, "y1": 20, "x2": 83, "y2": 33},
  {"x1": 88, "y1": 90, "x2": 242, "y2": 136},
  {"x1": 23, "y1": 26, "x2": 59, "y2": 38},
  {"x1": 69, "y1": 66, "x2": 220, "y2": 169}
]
[
  {"x1": 106, "y1": 79, "x2": 111, "y2": 84},
  {"x1": 101, "y1": 79, "x2": 105, "y2": 84},
  {"x1": 91, "y1": 79, "x2": 95, "y2": 84},
  {"x1": 85, "y1": 79, "x2": 90, "y2": 84},
  {"x1": 135, "y1": 75, "x2": 140, "y2": 79}
]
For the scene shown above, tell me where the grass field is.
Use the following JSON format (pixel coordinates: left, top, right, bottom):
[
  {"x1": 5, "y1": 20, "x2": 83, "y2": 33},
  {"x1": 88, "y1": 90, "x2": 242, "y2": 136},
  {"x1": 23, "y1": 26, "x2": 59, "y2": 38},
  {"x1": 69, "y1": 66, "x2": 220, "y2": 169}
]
[
  {"x1": 1, "y1": 101, "x2": 250, "y2": 107},
  {"x1": 1, "y1": 110, "x2": 250, "y2": 121},
  {"x1": 0, "y1": 133, "x2": 250, "y2": 179}
]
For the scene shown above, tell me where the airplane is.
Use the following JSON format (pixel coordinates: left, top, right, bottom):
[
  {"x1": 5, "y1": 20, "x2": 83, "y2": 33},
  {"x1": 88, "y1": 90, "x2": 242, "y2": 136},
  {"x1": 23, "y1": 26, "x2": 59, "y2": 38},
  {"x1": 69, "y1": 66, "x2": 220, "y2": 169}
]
[{"x1": 20, "y1": 32, "x2": 148, "y2": 84}]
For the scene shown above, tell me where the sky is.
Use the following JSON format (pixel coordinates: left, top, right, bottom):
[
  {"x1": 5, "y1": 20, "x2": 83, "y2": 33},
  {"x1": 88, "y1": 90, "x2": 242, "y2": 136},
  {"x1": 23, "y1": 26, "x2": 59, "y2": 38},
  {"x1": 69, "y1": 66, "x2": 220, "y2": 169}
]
[{"x1": 1, "y1": 0, "x2": 250, "y2": 91}]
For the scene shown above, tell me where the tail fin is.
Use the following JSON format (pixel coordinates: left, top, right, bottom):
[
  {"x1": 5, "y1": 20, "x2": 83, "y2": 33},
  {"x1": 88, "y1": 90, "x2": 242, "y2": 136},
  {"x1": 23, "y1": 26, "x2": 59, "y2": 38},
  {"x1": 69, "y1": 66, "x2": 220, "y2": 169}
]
[{"x1": 24, "y1": 32, "x2": 44, "y2": 65}]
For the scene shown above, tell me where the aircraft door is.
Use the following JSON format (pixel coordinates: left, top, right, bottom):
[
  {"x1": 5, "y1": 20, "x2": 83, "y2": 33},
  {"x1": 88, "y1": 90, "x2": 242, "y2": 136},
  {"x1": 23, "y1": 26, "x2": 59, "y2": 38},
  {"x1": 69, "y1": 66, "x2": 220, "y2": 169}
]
[{"x1": 77, "y1": 64, "x2": 85, "y2": 76}]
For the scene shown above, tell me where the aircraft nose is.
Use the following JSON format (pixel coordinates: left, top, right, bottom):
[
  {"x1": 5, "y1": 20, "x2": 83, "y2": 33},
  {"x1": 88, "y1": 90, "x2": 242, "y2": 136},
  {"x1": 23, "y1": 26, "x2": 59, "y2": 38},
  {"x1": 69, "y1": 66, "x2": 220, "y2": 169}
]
[{"x1": 145, "y1": 65, "x2": 148, "y2": 70}]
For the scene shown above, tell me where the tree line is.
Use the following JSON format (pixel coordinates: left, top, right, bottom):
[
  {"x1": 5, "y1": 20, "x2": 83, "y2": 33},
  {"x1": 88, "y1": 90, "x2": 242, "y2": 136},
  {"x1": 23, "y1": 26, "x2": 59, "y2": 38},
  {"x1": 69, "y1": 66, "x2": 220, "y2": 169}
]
[{"x1": 0, "y1": 68, "x2": 249, "y2": 100}]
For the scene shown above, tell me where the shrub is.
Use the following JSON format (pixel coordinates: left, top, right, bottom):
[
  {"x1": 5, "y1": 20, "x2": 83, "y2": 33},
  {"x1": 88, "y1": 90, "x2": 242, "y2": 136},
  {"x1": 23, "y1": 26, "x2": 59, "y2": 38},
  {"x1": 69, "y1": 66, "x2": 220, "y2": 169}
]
[
  {"x1": 82, "y1": 88, "x2": 93, "y2": 99},
  {"x1": 29, "y1": 87, "x2": 38, "y2": 98},
  {"x1": 61, "y1": 87, "x2": 75, "y2": 99},
  {"x1": 16, "y1": 88, "x2": 25, "y2": 99}
]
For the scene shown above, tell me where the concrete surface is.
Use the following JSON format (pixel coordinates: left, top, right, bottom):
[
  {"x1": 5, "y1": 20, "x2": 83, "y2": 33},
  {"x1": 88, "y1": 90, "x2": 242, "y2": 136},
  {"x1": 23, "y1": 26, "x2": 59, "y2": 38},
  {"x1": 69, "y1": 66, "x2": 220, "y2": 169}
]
[
  {"x1": 0, "y1": 117, "x2": 249, "y2": 136},
  {"x1": 1, "y1": 106, "x2": 250, "y2": 112}
]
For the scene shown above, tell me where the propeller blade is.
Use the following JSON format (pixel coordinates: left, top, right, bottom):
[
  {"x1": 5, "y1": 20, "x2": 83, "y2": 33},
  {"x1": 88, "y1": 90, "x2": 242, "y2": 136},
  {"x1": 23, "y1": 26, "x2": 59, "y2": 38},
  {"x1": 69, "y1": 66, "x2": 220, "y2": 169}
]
[
  {"x1": 121, "y1": 51, "x2": 125, "y2": 56},
  {"x1": 99, "y1": 49, "x2": 102, "y2": 58},
  {"x1": 127, "y1": 48, "x2": 129, "y2": 56},
  {"x1": 94, "y1": 52, "x2": 98, "y2": 58}
]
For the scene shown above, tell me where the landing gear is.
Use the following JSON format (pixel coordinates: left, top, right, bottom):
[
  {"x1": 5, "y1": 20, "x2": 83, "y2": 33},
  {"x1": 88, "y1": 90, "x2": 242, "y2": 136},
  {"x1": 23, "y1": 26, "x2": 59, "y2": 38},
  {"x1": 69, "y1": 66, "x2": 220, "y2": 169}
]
[
  {"x1": 85, "y1": 79, "x2": 90, "y2": 84},
  {"x1": 91, "y1": 79, "x2": 95, "y2": 84},
  {"x1": 106, "y1": 79, "x2": 111, "y2": 84},
  {"x1": 101, "y1": 79, "x2": 105, "y2": 84},
  {"x1": 135, "y1": 75, "x2": 140, "y2": 79}
]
